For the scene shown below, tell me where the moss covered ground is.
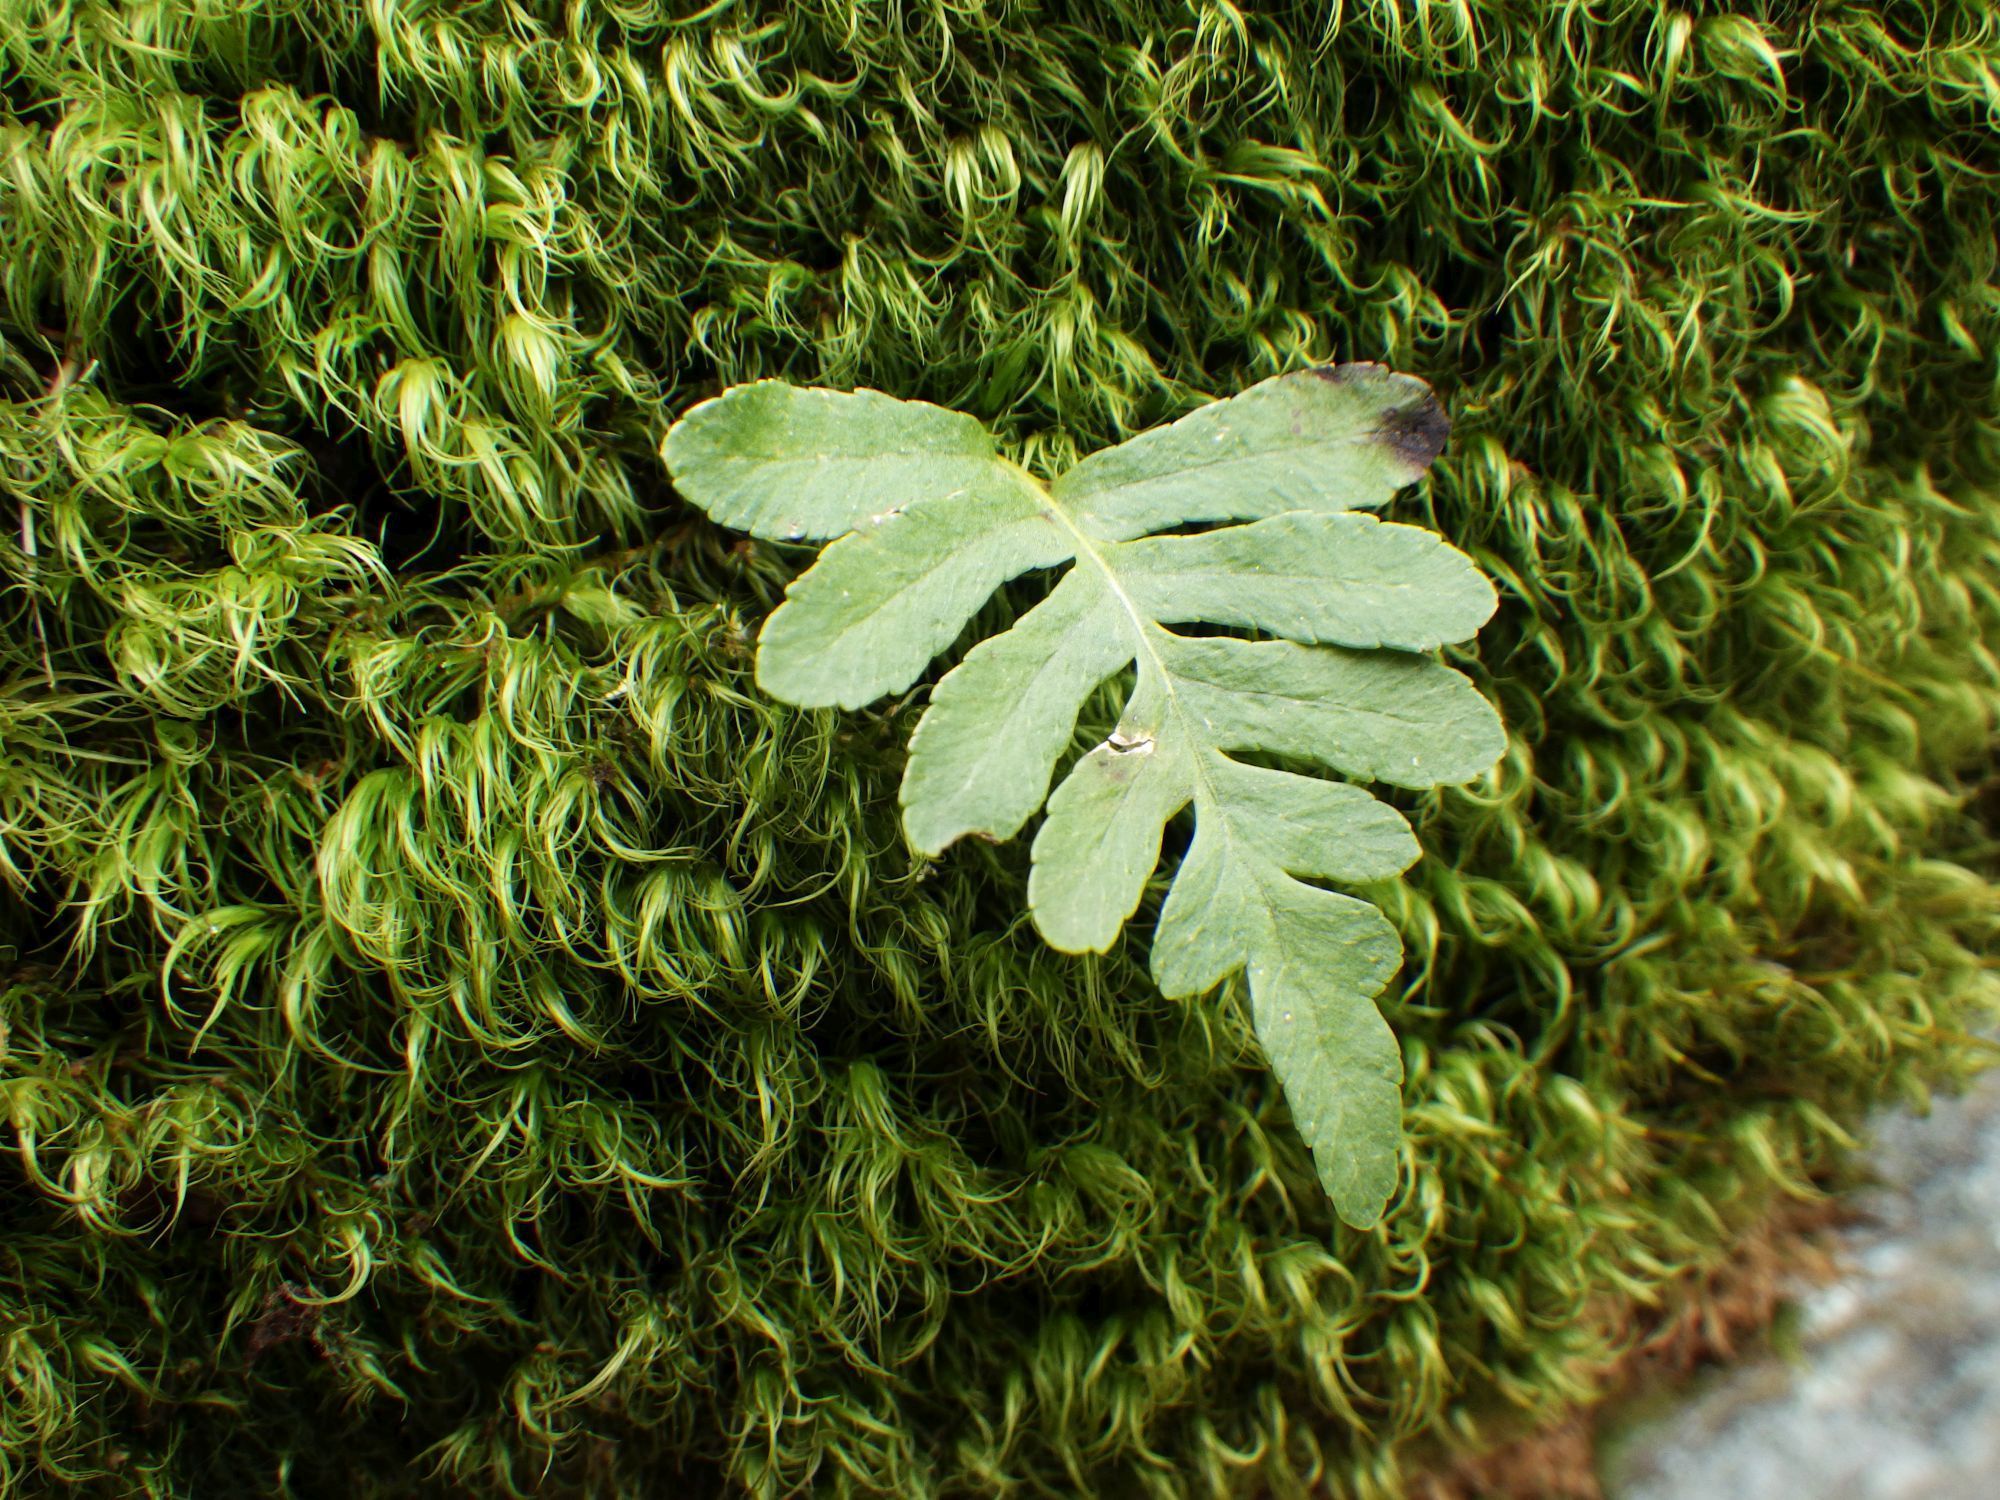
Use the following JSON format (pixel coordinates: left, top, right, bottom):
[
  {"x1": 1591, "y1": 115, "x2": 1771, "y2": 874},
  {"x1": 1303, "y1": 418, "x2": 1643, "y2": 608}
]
[{"x1": 1, "y1": 1, "x2": 1998, "y2": 1494}]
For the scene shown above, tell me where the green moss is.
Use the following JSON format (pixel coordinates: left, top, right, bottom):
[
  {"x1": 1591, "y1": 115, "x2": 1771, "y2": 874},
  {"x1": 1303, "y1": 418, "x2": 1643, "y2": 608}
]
[{"x1": 0, "y1": 1, "x2": 1997, "y2": 1494}]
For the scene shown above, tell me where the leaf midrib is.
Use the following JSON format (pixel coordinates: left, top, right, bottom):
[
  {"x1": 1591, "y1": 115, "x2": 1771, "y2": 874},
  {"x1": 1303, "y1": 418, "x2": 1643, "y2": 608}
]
[{"x1": 1004, "y1": 459, "x2": 1234, "y2": 889}]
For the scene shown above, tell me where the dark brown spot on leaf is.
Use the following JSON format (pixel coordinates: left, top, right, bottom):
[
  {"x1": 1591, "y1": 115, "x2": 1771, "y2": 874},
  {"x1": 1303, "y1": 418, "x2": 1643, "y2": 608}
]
[
  {"x1": 1375, "y1": 393, "x2": 1450, "y2": 473},
  {"x1": 1311, "y1": 364, "x2": 1450, "y2": 473}
]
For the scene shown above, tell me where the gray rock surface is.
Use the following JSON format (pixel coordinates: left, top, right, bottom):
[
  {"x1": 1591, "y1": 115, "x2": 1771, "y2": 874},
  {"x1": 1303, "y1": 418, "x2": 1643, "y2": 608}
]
[{"x1": 1606, "y1": 1072, "x2": 2000, "y2": 1500}]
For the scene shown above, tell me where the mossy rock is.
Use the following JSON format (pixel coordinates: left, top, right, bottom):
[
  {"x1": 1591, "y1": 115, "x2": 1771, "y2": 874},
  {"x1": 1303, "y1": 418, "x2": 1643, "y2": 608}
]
[{"x1": 1, "y1": 2, "x2": 1997, "y2": 1495}]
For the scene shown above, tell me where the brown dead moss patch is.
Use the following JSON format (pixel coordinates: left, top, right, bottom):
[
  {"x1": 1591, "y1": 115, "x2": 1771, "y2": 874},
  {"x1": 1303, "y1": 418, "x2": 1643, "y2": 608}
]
[{"x1": 1410, "y1": 1196, "x2": 1849, "y2": 1500}]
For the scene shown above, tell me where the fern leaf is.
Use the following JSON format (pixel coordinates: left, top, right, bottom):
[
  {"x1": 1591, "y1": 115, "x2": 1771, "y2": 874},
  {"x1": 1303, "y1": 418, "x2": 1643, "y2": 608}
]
[{"x1": 662, "y1": 365, "x2": 1506, "y2": 1228}]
